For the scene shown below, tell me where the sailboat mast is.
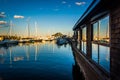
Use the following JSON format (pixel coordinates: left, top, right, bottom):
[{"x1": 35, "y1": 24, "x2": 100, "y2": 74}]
[
  {"x1": 26, "y1": 18, "x2": 30, "y2": 38},
  {"x1": 35, "y1": 21, "x2": 37, "y2": 38},
  {"x1": 107, "y1": 23, "x2": 109, "y2": 38},
  {"x1": 97, "y1": 21, "x2": 100, "y2": 40},
  {"x1": 27, "y1": 21, "x2": 30, "y2": 38},
  {"x1": 9, "y1": 20, "x2": 12, "y2": 37}
]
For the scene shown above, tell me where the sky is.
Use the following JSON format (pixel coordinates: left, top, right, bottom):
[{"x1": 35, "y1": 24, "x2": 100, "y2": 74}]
[{"x1": 0, "y1": 0, "x2": 93, "y2": 37}]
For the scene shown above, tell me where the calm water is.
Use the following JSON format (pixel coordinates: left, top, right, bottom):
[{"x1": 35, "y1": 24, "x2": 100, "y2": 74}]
[{"x1": 0, "y1": 41, "x2": 84, "y2": 80}]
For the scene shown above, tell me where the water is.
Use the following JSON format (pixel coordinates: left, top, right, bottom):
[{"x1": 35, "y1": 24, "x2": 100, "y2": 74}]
[
  {"x1": 92, "y1": 43, "x2": 110, "y2": 72},
  {"x1": 0, "y1": 41, "x2": 84, "y2": 80}
]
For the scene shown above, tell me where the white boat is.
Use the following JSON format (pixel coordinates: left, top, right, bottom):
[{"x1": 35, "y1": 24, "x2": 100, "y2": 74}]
[
  {"x1": 0, "y1": 40, "x2": 18, "y2": 45},
  {"x1": 18, "y1": 39, "x2": 30, "y2": 43},
  {"x1": 5, "y1": 40, "x2": 18, "y2": 44},
  {"x1": 56, "y1": 38, "x2": 68, "y2": 45}
]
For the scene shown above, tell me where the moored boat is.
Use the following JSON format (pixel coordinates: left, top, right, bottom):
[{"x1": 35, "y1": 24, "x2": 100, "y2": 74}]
[{"x1": 56, "y1": 38, "x2": 68, "y2": 45}]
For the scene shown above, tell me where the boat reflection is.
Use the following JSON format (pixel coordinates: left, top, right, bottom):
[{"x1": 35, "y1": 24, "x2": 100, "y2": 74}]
[
  {"x1": 0, "y1": 41, "x2": 85, "y2": 80},
  {"x1": 14, "y1": 57, "x2": 24, "y2": 62},
  {"x1": 0, "y1": 41, "x2": 65, "y2": 65},
  {"x1": 0, "y1": 48, "x2": 6, "y2": 64}
]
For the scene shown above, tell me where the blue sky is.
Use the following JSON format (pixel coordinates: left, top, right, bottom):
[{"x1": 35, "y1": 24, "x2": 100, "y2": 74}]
[{"x1": 0, "y1": 0, "x2": 93, "y2": 37}]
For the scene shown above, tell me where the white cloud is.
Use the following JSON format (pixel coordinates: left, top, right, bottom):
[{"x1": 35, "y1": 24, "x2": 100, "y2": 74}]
[
  {"x1": 1, "y1": 12, "x2": 5, "y2": 15},
  {"x1": 0, "y1": 12, "x2": 6, "y2": 18},
  {"x1": 62, "y1": 1, "x2": 66, "y2": 4},
  {"x1": 14, "y1": 15, "x2": 24, "y2": 19},
  {"x1": 0, "y1": 21, "x2": 7, "y2": 24},
  {"x1": 75, "y1": 2, "x2": 86, "y2": 6}
]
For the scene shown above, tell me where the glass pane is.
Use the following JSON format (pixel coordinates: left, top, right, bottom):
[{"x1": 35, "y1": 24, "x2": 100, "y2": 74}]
[
  {"x1": 99, "y1": 45, "x2": 110, "y2": 72},
  {"x1": 99, "y1": 16, "x2": 110, "y2": 43},
  {"x1": 92, "y1": 16, "x2": 110, "y2": 72},
  {"x1": 78, "y1": 30, "x2": 80, "y2": 41},
  {"x1": 83, "y1": 41, "x2": 86, "y2": 54},
  {"x1": 93, "y1": 22, "x2": 98, "y2": 41},
  {"x1": 82, "y1": 27, "x2": 87, "y2": 54},
  {"x1": 81, "y1": 41, "x2": 84, "y2": 51},
  {"x1": 77, "y1": 42, "x2": 80, "y2": 50},
  {"x1": 82, "y1": 27, "x2": 86, "y2": 41},
  {"x1": 92, "y1": 43, "x2": 98, "y2": 63}
]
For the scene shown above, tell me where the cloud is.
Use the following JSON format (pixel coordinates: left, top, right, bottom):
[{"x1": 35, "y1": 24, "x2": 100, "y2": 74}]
[
  {"x1": 14, "y1": 15, "x2": 24, "y2": 19},
  {"x1": 0, "y1": 21, "x2": 7, "y2": 24},
  {"x1": 1, "y1": 12, "x2": 5, "y2": 15},
  {"x1": 75, "y1": 2, "x2": 86, "y2": 6},
  {"x1": 62, "y1": 1, "x2": 66, "y2": 4},
  {"x1": 0, "y1": 12, "x2": 6, "y2": 18}
]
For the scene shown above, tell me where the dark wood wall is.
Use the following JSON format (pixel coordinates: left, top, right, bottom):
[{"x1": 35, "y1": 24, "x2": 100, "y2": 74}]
[{"x1": 110, "y1": 5, "x2": 120, "y2": 80}]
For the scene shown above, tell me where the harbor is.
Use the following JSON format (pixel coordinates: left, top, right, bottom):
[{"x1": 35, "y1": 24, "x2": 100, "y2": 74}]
[
  {"x1": 0, "y1": 41, "x2": 82, "y2": 80},
  {"x1": 0, "y1": 0, "x2": 120, "y2": 80}
]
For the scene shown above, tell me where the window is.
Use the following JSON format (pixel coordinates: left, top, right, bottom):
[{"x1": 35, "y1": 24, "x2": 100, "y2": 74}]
[
  {"x1": 92, "y1": 16, "x2": 110, "y2": 72},
  {"x1": 77, "y1": 30, "x2": 80, "y2": 42},
  {"x1": 81, "y1": 27, "x2": 87, "y2": 54},
  {"x1": 93, "y1": 16, "x2": 110, "y2": 44},
  {"x1": 77, "y1": 30, "x2": 80, "y2": 49}
]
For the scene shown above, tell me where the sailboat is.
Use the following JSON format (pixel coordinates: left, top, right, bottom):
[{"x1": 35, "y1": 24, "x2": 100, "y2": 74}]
[
  {"x1": 33, "y1": 21, "x2": 42, "y2": 42},
  {"x1": 0, "y1": 21, "x2": 18, "y2": 45},
  {"x1": 18, "y1": 19, "x2": 31, "y2": 43}
]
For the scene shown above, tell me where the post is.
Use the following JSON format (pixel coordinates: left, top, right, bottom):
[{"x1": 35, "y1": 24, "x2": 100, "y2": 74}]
[{"x1": 86, "y1": 22, "x2": 92, "y2": 59}]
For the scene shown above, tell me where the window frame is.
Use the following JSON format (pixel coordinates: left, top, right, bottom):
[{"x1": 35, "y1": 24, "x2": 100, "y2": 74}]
[{"x1": 91, "y1": 15, "x2": 110, "y2": 73}]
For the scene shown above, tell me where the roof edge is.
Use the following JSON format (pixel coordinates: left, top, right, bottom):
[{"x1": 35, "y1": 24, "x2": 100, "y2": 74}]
[{"x1": 73, "y1": 0, "x2": 100, "y2": 30}]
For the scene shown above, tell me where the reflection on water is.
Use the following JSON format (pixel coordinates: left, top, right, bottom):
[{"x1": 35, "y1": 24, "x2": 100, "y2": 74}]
[
  {"x1": 92, "y1": 43, "x2": 110, "y2": 72},
  {"x1": 0, "y1": 41, "x2": 84, "y2": 80}
]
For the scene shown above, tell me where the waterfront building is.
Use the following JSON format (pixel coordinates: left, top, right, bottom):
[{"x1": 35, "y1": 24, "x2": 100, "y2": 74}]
[{"x1": 72, "y1": 0, "x2": 120, "y2": 80}]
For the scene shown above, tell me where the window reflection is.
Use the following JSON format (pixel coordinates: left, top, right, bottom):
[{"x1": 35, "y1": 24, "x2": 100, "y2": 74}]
[
  {"x1": 81, "y1": 27, "x2": 86, "y2": 54},
  {"x1": 92, "y1": 15, "x2": 110, "y2": 72},
  {"x1": 93, "y1": 16, "x2": 110, "y2": 45},
  {"x1": 77, "y1": 30, "x2": 81, "y2": 50},
  {"x1": 92, "y1": 44, "x2": 110, "y2": 72}
]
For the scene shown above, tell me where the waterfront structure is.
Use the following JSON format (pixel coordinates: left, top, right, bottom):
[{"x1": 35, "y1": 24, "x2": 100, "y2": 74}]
[{"x1": 72, "y1": 0, "x2": 120, "y2": 80}]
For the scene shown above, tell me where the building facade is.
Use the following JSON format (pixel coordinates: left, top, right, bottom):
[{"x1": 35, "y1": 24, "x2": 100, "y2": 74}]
[{"x1": 72, "y1": 0, "x2": 120, "y2": 80}]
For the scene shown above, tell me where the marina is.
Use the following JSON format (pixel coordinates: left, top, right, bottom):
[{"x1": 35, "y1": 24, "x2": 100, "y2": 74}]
[
  {"x1": 0, "y1": 0, "x2": 120, "y2": 80},
  {"x1": 0, "y1": 41, "x2": 83, "y2": 80}
]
